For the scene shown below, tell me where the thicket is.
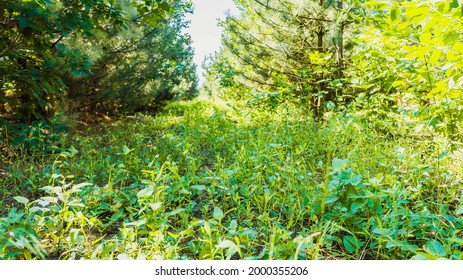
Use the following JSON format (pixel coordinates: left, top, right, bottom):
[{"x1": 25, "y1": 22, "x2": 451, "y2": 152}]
[
  {"x1": 206, "y1": 0, "x2": 463, "y2": 139},
  {"x1": 0, "y1": 0, "x2": 197, "y2": 124}
]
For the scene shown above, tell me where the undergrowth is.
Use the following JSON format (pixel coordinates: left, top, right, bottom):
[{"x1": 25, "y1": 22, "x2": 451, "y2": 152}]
[{"x1": 1, "y1": 99, "x2": 463, "y2": 260}]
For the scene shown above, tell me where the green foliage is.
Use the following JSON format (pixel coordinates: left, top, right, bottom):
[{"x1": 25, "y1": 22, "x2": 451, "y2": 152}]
[
  {"x1": 206, "y1": 0, "x2": 351, "y2": 115},
  {"x1": 64, "y1": 1, "x2": 198, "y2": 114},
  {"x1": 207, "y1": 0, "x2": 463, "y2": 140},
  {"x1": 349, "y1": 0, "x2": 463, "y2": 138},
  {"x1": 2, "y1": 0, "x2": 463, "y2": 261},
  {"x1": 0, "y1": 0, "x2": 196, "y2": 123},
  {"x1": 2, "y1": 100, "x2": 463, "y2": 259},
  {"x1": 0, "y1": 208, "x2": 46, "y2": 260}
]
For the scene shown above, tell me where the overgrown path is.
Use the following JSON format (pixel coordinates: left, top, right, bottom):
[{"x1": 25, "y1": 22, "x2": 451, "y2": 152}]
[{"x1": 1, "y1": 100, "x2": 462, "y2": 259}]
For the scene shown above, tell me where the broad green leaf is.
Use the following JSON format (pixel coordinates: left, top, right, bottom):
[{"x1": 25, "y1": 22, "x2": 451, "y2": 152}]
[
  {"x1": 343, "y1": 236, "x2": 362, "y2": 254},
  {"x1": 375, "y1": 202, "x2": 383, "y2": 214},
  {"x1": 216, "y1": 240, "x2": 240, "y2": 260},
  {"x1": 216, "y1": 239, "x2": 237, "y2": 249},
  {"x1": 71, "y1": 70, "x2": 88, "y2": 77},
  {"x1": 386, "y1": 240, "x2": 406, "y2": 248},
  {"x1": 397, "y1": 21, "x2": 411, "y2": 30},
  {"x1": 159, "y1": 2, "x2": 171, "y2": 12},
  {"x1": 148, "y1": 202, "x2": 162, "y2": 211},
  {"x1": 425, "y1": 241, "x2": 447, "y2": 257},
  {"x1": 452, "y1": 42, "x2": 463, "y2": 53},
  {"x1": 14, "y1": 196, "x2": 29, "y2": 205},
  {"x1": 325, "y1": 195, "x2": 339, "y2": 204},
  {"x1": 444, "y1": 31, "x2": 459, "y2": 45},
  {"x1": 229, "y1": 220, "x2": 237, "y2": 230},
  {"x1": 69, "y1": 146, "x2": 78, "y2": 156},
  {"x1": 410, "y1": 13, "x2": 428, "y2": 24},
  {"x1": 167, "y1": 232, "x2": 180, "y2": 239},
  {"x1": 117, "y1": 253, "x2": 132, "y2": 260},
  {"x1": 241, "y1": 228, "x2": 258, "y2": 238},
  {"x1": 438, "y1": 152, "x2": 449, "y2": 160},
  {"x1": 412, "y1": 254, "x2": 433, "y2": 260},
  {"x1": 346, "y1": 173, "x2": 362, "y2": 186},
  {"x1": 191, "y1": 185, "x2": 207, "y2": 191},
  {"x1": 372, "y1": 227, "x2": 389, "y2": 235},
  {"x1": 72, "y1": 182, "x2": 93, "y2": 191},
  {"x1": 446, "y1": 50, "x2": 458, "y2": 62},
  {"x1": 29, "y1": 207, "x2": 41, "y2": 213},
  {"x1": 332, "y1": 158, "x2": 348, "y2": 173},
  {"x1": 368, "y1": 175, "x2": 383, "y2": 186},
  {"x1": 447, "y1": 238, "x2": 463, "y2": 245},
  {"x1": 392, "y1": 80, "x2": 406, "y2": 87},
  {"x1": 137, "y1": 186, "x2": 153, "y2": 198},
  {"x1": 18, "y1": 17, "x2": 29, "y2": 28},
  {"x1": 415, "y1": 46, "x2": 432, "y2": 58},
  {"x1": 429, "y1": 49, "x2": 441, "y2": 65},
  {"x1": 367, "y1": 1, "x2": 388, "y2": 10},
  {"x1": 350, "y1": 199, "x2": 365, "y2": 213},
  {"x1": 68, "y1": 201, "x2": 85, "y2": 207},
  {"x1": 447, "y1": 90, "x2": 461, "y2": 99},
  {"x1": 125, "y1": 218, "x2": 147, "y2": 227},
  {"x1": 390, "y1": 6, "x2": 400, "y2": 22},
  {"x1": 387, "y1": 240, "x2": 417, "y2": 252},
  {"x1": 456, "y1": 206, "x2": 463, "y2": 215},
  {"x1": 405, "y1": 6, "x2": 429, "y2": 19},
  {"x1": 213, "y1": 206, "x2": 224, "y2": 220},
  {"x1": 431, "y1": 80, "x2": 447, "y2": 95},
  {"x1": 165, "y1": 208, "x2": 185, "y2": 217},
  {"x1": 424, "y1": 16, "x2": 439, "y2": 31},
  {"x1": 40, "y1": 197, "x2": 58, "y2": 204},
  {"x1": 419, "y1": 33, "x2": 431, "y2": 44},
  {"x1": 122, "y1": 146, "x2": 131, "y2": 155}
]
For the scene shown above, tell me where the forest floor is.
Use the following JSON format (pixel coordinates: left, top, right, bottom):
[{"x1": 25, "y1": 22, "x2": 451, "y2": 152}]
[{"x1": 1, "y1": 98, "x2": 463, "y2": 260}]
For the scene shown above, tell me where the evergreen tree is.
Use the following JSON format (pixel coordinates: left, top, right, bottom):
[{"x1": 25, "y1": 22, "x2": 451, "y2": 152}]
[{"x1": 210, "y1": 0, "x2": 352, "y2": 114}]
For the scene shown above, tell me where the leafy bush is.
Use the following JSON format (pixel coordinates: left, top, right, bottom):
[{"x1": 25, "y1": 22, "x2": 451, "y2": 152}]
[
  {"x1": 1, "y1": 117, "x2": 68, "y2": 153},
  {"x1": 0, "y1": 0, "x2": 195, "y2": 123},
  {"x1": 350, "y1": 0, "x2": 463, "y2": 138}
]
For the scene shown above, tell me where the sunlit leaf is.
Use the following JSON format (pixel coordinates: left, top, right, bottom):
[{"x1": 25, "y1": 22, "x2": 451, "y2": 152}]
[
  {"x1": 456, "y1": 206, "x2": 463, "y2": 215},
  {"x1": 425, "y1": 241, "x2": 447, "y2": 257},
  {"x1": 117, "y1": 253, "x2": 132, "y2": 260},
  {"x1": 13, "y1": 196, "x2": 29, "y2": 205},
  {"x1": 137, "y1": 186, "x2": 154, "y2": 198},
  {"x1": 213, "y1": 207, "x2": 224, "y2": 220},
  {"x1": 165, "y1": 208, "x2": 185, "y2": 217},
  {"x1": 148, "y1": 202, "x2": 163, "y2": 211},
  {"x1": 190, "y1": 185, "x2": 207, "y2": 191}
]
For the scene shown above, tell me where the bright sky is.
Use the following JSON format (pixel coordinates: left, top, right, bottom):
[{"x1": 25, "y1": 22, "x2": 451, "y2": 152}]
[{"x1": 185, "y1": 0, "x2": 239, "y2": 85}]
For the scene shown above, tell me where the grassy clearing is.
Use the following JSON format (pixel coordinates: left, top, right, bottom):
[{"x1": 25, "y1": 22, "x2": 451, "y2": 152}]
[{"x1": 1, "y1": 99, "x2": 463, "y2": 259}]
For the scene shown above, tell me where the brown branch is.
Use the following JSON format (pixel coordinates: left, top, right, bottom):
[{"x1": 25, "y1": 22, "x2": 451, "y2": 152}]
[{"x1": 50, "y1": 35, "x2": 64, "y2": 49}]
